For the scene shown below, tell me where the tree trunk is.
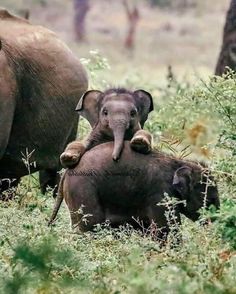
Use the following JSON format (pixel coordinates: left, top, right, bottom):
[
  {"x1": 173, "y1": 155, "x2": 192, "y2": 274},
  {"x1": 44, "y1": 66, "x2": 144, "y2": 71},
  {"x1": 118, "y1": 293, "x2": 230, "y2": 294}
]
[
  {"x1": 123, "y1": 0, "x2": 140, "y2": 50},
  {"x1": 215, "y1": 0, "x2": 236, "y2": 75},
  {"x1": 73, "y1": 0, "x2": 90, "y2": 41}
]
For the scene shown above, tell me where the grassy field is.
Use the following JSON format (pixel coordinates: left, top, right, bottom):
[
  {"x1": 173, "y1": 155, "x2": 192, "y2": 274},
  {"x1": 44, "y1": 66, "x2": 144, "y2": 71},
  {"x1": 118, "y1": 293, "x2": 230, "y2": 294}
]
[{"x1": 1, "y1": 0, "x2": 236, "y2": 293}]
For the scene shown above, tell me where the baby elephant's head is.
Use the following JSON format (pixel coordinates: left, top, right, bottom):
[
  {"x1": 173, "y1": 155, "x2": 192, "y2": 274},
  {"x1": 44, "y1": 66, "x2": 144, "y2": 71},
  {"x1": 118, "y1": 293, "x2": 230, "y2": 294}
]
[
  {"x1": 76, "y1": 88, "x2": 153, "y2": 160},
  {"x1": 172, "y1": 165, "x2": 220, "y2": 221}
]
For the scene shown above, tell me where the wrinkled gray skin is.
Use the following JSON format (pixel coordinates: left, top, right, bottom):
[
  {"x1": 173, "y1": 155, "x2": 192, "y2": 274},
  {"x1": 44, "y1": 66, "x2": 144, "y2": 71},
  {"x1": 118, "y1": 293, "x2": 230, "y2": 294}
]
[
  {"x1": 0, "y1": 9, "x2": 88, "y2": 196},
  {"x1": 60, "y1": 88, "x2": 153, "y2": 168},
  {"x1": 49, "y1": 142, "x2": 220, "y2": 243}
]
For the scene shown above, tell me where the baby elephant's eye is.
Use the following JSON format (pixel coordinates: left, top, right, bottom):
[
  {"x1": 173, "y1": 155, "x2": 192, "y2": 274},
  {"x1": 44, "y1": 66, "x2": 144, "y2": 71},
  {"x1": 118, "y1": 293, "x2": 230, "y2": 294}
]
[
  {"x1": 103, "y1": 109, "x2": 108, "y2": 116},
  {"x1": 130, "y1": 109, "x2": 137, "y2": 117}
]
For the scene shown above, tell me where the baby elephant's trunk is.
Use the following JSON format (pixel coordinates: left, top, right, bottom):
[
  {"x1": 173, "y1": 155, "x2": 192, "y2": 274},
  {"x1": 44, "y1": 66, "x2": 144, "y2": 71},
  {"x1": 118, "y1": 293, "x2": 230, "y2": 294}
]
[{"x1": 112, "y1": 124, "x2": 127, "y2": 161}]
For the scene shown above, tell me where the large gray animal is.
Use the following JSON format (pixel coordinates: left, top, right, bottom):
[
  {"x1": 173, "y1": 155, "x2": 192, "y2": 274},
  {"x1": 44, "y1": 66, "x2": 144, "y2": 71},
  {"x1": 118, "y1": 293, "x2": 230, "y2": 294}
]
[
  {"x1": 49, "y1": 142, "x2": 220, "y2": 242},
  {"x1": 0, "y1": 9, "x2": 88, "y2": 195}
]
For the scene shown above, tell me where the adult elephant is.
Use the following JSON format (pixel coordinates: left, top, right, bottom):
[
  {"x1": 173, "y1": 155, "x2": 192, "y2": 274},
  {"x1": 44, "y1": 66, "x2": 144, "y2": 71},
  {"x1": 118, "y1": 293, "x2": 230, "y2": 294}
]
[{"x1": 0, "y1": 9, "x2": 88, "y2": 196}]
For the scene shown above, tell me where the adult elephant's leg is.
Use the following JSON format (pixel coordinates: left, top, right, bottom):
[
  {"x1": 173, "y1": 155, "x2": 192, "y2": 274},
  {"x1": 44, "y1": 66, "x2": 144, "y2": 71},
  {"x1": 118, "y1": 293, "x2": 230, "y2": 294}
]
[
  {"x1": 0, "y1": 48, "x2": 16, "y2": 160},
  {"x1": 0, "y1": 52, "x2": 17, "y2": 200},
  {"x1": 39, "y1": 169, "x2": 60, "y2": 197}
]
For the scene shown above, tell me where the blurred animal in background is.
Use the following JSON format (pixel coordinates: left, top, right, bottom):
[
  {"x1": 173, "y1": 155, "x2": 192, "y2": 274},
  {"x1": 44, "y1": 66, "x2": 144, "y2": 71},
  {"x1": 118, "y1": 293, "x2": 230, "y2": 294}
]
[
  {"x1": 60, "y1": 88, "x2": 153, "y2": 168},
  {"x1": 215, "y1": 0, "x2": 236, "y2": 75},
  {"x1": 0, "y1": 9, "x2": 88, "y2": 198},
  {"x1": 49, "y1": 141, "x2": 220, "y2": 244}
]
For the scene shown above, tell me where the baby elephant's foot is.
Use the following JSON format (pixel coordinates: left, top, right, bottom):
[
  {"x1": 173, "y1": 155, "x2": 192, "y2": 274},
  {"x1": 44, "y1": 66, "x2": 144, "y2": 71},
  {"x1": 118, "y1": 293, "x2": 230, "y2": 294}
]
[
  {"x1": 60, "y1": 152, "x2": 80, "y2": 168},
  {"x1": 60, "y1": 141, "x2": 85, "y2": 168},
  {"x1": 130, "y1": 130, "x2": 153, "y2": 154}
]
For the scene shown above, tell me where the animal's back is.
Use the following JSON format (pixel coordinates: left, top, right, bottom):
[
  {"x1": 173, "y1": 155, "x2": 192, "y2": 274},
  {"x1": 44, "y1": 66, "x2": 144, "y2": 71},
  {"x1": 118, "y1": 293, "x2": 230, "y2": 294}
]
[{"x1": 71, "y1": 142, "x2": 178, "y2": 207}]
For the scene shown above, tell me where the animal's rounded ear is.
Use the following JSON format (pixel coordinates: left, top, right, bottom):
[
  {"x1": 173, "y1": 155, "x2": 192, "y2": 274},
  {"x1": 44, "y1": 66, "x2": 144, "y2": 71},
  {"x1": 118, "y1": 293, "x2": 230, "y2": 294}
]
[
  {"x1": 133, "y1": 90, "x2": 154, "y2": 127},
  {"x1": 76, "y1": 90, "x2": 103, "y2": 127},
  {"x1": 172, "y1": 166, "x2": 193, "y2": 199}
]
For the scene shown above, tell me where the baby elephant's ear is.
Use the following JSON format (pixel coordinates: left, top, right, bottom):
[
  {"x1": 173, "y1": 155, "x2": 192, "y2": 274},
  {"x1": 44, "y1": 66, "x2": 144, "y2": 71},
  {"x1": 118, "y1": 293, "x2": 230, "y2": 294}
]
[
  {"x1": 76, "y1": 90, "x2": 103, "y2": 127},
  {"x1": 172, "y1": 166, "x2": 193, "y2": 199},
  {"x1": 133, "y1": 90, "x2": 154, "y2": 127}
]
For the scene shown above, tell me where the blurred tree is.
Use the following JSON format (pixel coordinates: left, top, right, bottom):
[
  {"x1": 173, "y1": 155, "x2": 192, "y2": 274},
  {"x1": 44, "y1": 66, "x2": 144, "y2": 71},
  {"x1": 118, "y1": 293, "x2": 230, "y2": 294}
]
[
  {"x1": 123, "y1": 0, "x2": 140, "y2": 50},
  {"x1": 74, "y1": 0, "x2": 90, "y2": 41},
  {"x1": 215, "y1": 0, "x2": 236, "y2": 75}
]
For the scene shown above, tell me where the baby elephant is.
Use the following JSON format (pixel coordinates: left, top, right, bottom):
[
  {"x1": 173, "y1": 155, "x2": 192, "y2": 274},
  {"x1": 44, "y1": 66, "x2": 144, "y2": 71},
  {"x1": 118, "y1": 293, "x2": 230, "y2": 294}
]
[
  {"x1": 49, "y1": 141, "x2": 220, "y2": 243},
  {"x1": 61, "y1": 88, "x2": 153, "y2": 167}
]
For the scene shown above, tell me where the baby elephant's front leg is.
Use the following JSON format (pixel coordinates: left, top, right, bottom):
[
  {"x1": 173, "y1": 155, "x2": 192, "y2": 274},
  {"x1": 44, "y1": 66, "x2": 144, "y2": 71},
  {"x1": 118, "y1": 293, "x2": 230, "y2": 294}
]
[
  {"x1": 60, "y1": 141, "x2": 86, "y2": 168},
  {"x1": 130, "y1": 130, "x2": 153, "y2": 154}
]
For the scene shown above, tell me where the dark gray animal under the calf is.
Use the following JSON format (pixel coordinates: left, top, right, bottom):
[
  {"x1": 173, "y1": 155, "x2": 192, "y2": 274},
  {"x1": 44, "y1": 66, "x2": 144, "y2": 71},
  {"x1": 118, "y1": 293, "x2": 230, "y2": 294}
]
[{"x1": 49, "y1": 141, "x2": 220, "y2": 243}]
